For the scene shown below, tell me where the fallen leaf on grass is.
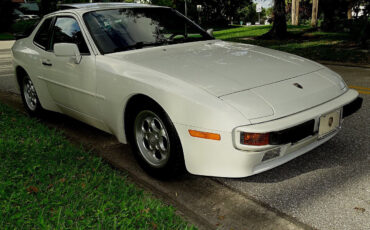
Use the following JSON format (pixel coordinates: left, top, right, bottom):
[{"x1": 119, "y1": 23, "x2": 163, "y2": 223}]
[
  {"x1": 27, "y1": 186, "x2": 39, "y2": 193},
  {"x1": 354, "y1": 207, "x2": 365, "y2": 213},
  {"x1": 142, "y1": 208, "x2": 150, "y2": 214}
]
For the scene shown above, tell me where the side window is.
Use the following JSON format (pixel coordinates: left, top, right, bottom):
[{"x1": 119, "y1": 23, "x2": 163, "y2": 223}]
[
  {"x1": 51, "y1": 17, "x2": 90, "y2": 54},
  {"x1": 33, "y1": 17, "x2": 53, "y2": 50}
]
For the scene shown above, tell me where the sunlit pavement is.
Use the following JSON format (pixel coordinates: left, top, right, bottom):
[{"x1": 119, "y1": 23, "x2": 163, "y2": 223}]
[
  {"x1": 220, "y1": 65, "x2": 370, "y2": 230},
  {"x1": 1, "y1": 46, "x2": 369, "y2": 230},
  {"x1": 0, "y1": 49, "x2": 18, "y2": 94}
]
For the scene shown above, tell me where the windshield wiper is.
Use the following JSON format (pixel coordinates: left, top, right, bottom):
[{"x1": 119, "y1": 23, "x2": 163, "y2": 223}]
[{"x1": 114, "y1": 41, "x2": 168, "y2": 52}]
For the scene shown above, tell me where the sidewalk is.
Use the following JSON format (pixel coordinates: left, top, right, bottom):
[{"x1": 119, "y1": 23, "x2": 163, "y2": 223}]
[{"x1": 0, "y1": 40, "x2": 15, "y2": 50}]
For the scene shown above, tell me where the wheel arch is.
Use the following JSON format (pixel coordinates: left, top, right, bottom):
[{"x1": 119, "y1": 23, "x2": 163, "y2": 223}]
[
  {"x1": 123, "y1": 93, "x2": 171, "y2": 145},
  {"x1": 123, "y1": 93, "x2": 187, "y2": 177},
  {"x1": 15, "y1": 65, "x2": 28, "y2": 90}
]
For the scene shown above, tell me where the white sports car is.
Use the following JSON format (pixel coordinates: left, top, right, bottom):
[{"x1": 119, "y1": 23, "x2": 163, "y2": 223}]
[{"x1": 12, "y1": 3, "x2": 362, "y2": 178}]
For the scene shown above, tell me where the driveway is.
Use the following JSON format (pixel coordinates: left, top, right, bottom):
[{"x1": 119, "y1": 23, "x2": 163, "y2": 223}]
[
  {"x1": 1, "y1": 43, "x2": 369, "y2": 230},
  {"x1": 0, "y1": 47, "x2": 17, "y2": 94}
]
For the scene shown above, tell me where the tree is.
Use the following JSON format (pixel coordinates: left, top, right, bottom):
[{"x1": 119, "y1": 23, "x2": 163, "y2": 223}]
[
  {"x1": 38, "y1": 0, "x2": 57, "y2": 15},
  {"x1": 345, "y1": 0, "x2": 365, "y2": 19},
  {"x1": 37, "y1": 0, "x2": 88, "y2": 15},
  {"x1": 265, "y1": 6, "x2": 274, "y2": 19},
  {"x1": 260, "y1": 7, "x2": 269, "y2": 22},
  {"x1": 150, "y1": 0, "x2": 175, "y2": 7},
  {"x1": 238, "y1": 3, "x2": 258, "y2": 24},
  {"x1": 320, "y1": 0, "x2": 363, "y2": 30},
  {"x1": 311, "y1": 0, "x2": 319, "y2": 27},
  {"x1": 263, "y1": 0, "x2": 287, "y2": 38},
  {"x1": 0, "y1": 0, "x2": 17, "y2": 33},
  {"x1": 358, "y1": 0, "x2": 370, "y2": 47},
  {"x1": 171, "y1": 0, "x2": 252, "y2": 27},
  {"x1": 291, "y1": 0, "x2": 299, "y2": 25}
]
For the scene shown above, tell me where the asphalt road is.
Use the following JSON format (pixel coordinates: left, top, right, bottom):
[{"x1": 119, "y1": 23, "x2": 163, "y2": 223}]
[
  {"x1": 1, "y1": 48, "x2": 369, "y2": 230},
  {"x1": 219, "y1": 65, "x2": 370, "y2": 230}
]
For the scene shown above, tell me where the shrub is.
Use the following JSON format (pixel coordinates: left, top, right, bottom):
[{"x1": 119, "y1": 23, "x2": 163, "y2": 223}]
[{"x1": 0, "y1": 0, "x2": 17, "y2": 33}]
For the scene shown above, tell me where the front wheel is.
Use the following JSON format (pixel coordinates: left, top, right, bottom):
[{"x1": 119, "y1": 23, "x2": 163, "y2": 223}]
[{"x1": 130, "y1": 101, "x2": 185, "y2": 179}]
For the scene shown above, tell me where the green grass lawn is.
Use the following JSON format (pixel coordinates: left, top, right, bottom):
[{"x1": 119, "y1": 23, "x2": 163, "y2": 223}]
[
  {"x1": 0, "y1": 103, "x2": 195, "y2": 229},
  {"x1": 214, "y1": 25, "x2": 370, "y2": 64},
  {"x1": 0, "y1": 33, "x2": 14, "y2": 41}
]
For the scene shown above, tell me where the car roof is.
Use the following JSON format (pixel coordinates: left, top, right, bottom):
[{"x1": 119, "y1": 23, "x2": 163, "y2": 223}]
[
  {"x1": 58, "y1": 2, "x2": 153, "y2": 9},
  {"x1": 46, "y1": 2, "x2": 165, "y2": 17}
]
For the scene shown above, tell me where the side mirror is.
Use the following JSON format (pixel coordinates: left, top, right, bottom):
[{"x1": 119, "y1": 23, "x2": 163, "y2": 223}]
[
  {"x1": 206, "y1": 28, "x2": 214, "y2": 38},
  {"x1": 54, "y1": 43, "x2": 82, "y2": 64}
]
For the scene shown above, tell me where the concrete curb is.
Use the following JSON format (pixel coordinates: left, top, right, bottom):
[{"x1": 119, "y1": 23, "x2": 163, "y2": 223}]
[{"x1": 0, "y1": 90, "x2": 312, "y2": 230}]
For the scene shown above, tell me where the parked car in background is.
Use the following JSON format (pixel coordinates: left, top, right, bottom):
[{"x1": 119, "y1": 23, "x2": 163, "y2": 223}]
[
  {"x1": 16, "y1": 14, "x2": 39, "y2": 21},
  {"x1": 13, "y1": 6, "x2": 39, "y2": 22},
  {"x1": 11, "y1": 3, "x2": 362, "y2": 179}
]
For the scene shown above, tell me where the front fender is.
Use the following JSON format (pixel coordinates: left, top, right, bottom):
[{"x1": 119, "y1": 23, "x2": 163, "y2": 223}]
[{"x1": 95, "y1": 56, "x2": 250, "y2": 143}]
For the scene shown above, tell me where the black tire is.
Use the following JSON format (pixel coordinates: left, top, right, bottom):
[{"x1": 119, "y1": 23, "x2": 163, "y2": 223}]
[
  {"x1": 127, "y1": 100, "x2": 185, "y2": 179},
  {"x1": 20, "y1": 74, "x2": 44, "y2": 117}
]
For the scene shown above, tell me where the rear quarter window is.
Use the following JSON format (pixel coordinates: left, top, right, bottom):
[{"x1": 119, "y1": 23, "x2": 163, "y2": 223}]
[{"x1": 33, "y1": 18, "x2": 53, "y2": 50}]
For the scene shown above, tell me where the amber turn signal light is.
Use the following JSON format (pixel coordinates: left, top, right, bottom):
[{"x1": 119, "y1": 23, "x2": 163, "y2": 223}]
[
  {"x1": 189, "y1": 130, "x2": 221, "y2": 141},
  {"x1": 240, "y1": 132, "x2": 269, "y2": 146}
]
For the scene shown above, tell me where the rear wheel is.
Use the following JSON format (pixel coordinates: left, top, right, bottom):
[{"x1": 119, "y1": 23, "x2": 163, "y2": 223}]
[
  {"x1": 20, "y1": 75, "x2": 44, "y2": 116},
  {"x1": 129, "y1": 101, "x2": 185, "y2": 179}
]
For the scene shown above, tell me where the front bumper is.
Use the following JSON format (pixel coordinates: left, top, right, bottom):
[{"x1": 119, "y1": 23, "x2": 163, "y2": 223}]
[
  {"x1": 343, "y1": 96, "x2": 363, "y2": 118},
  {"x1": 175, "y1": 89, "x2": 361, "y2": 178}
]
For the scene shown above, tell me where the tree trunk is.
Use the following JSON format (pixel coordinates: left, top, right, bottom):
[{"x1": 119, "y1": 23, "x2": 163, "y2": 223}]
[
  {"x1": 291, "y1": 0, "x2": 300, "y2": 25},
  {"x1": 311, "y1": 0, "x2": 319, "y2": 27},
  {"x1": 347, "y1": 5, "x2": 353, "y2": 19},
  {"x1": 262, "y1": 0, "x2": 287, "y2": 39}
]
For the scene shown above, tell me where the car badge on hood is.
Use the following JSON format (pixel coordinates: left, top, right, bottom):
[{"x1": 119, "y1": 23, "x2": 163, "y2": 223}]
[{"x1": 294, "y1": 83, "x2": 303, "y2": 89}]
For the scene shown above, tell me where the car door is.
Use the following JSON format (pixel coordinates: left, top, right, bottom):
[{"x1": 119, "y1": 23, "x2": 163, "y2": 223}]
[
  {"x1": 30, "y1": 16, "x2": 55, "y2": 108},
  {"x1": 41, "y1": 15, "x2": 99, "y2": 120}
]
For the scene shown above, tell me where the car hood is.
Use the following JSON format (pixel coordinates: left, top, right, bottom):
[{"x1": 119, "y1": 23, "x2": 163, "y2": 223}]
[
  {"x1": 107, "y1": 40, "x2": 324, "y2": 97},
  {"x1": 221, "y1": 68, "x2": 347, "y2": 123}
]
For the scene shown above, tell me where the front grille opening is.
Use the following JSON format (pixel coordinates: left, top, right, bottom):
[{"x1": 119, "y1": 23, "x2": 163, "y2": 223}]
[
  {"x1": 269, "y1": 119, "x2": 315, "y2": 145},
  {"x1": 262, "y1": 148, "x2": 281, "y2": 162}
]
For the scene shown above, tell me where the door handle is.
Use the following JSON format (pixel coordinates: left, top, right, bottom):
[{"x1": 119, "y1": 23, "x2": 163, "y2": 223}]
[{"x1": 42, "y1": 59, "x2": 52, "y2": 66}]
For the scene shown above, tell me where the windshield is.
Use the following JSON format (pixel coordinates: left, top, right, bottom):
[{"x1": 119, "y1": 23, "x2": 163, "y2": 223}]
[{"x1": 83, "y1": 7, "x2": 213, "y2": 54}]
